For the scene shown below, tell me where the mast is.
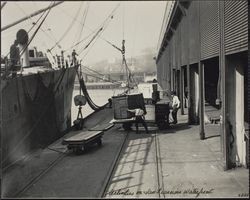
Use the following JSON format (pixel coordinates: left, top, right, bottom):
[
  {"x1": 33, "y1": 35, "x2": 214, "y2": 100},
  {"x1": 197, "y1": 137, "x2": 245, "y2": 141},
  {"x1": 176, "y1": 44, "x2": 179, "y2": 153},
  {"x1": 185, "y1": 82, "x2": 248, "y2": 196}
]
[
  {"x1": 1, "y1": 1, "x2": 64, "y2": 32},
  {"x1": 121, "y1": 39, "x2": 130, "y2": 92}
]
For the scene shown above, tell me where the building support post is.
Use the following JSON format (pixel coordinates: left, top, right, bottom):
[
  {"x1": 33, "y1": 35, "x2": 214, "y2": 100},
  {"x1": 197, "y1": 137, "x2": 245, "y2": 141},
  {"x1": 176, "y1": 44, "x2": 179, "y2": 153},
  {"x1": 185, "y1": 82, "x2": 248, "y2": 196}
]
[
  {"x1": 187, "y1": 64, "x2": 191, "y2": 124},
  {"x1": 180, "y1": 67, "x2": 185, "y2": 115},
  {"x1": 199, "y1": 61, "x2": 205, "y2": 140},
  {"x1": 219, "y1": 1, "x2": 229, "y2": 170}
]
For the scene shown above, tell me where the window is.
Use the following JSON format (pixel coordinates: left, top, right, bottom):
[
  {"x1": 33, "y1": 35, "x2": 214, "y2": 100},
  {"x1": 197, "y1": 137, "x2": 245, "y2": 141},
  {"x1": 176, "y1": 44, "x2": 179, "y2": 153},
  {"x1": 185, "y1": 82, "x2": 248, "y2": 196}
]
[{"x1": 29, "y1": 50, "x2": 35, "y2": 57}]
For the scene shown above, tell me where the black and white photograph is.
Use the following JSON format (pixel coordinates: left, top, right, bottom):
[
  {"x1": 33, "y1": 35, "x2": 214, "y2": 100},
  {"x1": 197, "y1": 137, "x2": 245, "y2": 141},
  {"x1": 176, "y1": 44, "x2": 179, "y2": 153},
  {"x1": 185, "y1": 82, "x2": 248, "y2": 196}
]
[{"x1": 0, "y1": 0, "x2": 249, "y2": 199}]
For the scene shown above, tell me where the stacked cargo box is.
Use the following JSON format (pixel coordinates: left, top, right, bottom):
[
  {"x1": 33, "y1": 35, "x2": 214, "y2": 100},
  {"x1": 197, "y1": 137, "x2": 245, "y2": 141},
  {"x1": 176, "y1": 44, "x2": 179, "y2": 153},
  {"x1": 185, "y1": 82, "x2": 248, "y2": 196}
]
[
  {"x1": 155, "y1": 99, "x2": 170, "y2": 129},
  {"x1": 112, "y1": 93, "x2": 146, "y2": 119}
]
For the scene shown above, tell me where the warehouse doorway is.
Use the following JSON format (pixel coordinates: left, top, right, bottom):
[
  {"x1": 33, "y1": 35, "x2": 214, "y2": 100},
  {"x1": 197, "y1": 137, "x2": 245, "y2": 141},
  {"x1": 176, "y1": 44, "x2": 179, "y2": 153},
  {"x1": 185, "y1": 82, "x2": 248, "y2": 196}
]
[{"x1": 203, "y1": 57, "x2": 220, "y2": 126}]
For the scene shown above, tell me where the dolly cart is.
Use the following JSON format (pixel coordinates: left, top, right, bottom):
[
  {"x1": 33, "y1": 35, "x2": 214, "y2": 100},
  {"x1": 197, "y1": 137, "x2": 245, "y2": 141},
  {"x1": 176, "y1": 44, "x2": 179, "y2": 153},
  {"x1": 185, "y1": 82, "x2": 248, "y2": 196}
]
[{"x1": 62, "y1": 130, "x2": 104, "y2": 154}]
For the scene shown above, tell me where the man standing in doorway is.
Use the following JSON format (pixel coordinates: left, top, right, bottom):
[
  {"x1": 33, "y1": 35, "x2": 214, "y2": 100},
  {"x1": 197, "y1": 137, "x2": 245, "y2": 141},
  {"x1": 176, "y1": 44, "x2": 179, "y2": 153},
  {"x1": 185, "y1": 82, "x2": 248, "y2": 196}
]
[{"x1": 171, "y1": 91, "x2": 180, "y2": 124}]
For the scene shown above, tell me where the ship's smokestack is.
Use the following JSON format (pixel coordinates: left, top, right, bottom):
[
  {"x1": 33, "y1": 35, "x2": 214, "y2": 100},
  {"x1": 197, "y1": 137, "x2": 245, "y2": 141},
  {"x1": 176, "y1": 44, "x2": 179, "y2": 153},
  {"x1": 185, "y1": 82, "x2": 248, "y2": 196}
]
[{"x1": 16, "y1": 29, "x2": 30, "y2": 67}]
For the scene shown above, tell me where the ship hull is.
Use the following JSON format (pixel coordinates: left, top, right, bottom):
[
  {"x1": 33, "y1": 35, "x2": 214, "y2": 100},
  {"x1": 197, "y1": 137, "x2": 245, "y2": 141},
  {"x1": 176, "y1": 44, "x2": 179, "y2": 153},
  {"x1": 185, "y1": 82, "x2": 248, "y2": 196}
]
[{"x1": 1, "y1": 67, "x2": 77, "y2": 167}]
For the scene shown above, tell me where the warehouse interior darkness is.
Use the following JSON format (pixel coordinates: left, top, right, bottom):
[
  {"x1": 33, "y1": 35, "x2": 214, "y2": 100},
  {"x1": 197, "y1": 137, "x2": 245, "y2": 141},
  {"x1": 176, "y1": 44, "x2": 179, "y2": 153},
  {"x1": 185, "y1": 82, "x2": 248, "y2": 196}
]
[{"x1": 204, "y1": 57, "x2": 219, "y2": 107}]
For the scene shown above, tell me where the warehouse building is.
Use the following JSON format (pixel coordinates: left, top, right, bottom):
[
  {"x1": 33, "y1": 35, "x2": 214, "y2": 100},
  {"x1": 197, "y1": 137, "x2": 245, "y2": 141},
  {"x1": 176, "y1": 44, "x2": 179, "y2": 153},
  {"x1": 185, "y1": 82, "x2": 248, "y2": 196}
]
[{"x1": 156, "y1": 0, "x2": 248, "y2": 170}]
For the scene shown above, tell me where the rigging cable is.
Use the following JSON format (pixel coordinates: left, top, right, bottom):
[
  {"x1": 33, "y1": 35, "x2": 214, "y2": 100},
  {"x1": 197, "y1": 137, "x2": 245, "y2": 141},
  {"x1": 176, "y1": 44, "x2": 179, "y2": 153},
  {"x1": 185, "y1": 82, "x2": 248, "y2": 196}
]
[
  {"x1": 80, "y1": 66, "x2": 121, "y2": 84},
  {"x1": 71, "y1": 1, "x2": 85, "y2": 49},
  {"x1": 120, "y1": 6, "x2": 133, "y2": 92},
  {"x1": 77, "y1": 3, "x2": 119, "y2": 56},
  {"x1": 81, "y1": 66, "x2": 110, "y2": 80},
  {"x1": 1, "y1": 1, "x2": 64, "y2": 32},
  {"x1": 15, "y1": 2, "x2": 58, "y2": 55},
  {"x1": 122, "y1": 2, "x2": 125, "y2": 40},
  {"x1": 14, "y1": 2, "x2": 47, "y2": 33},
  {"x1": 77, "y1": 27, "x2": 103, "y2": 56},
  {"x1": 79, "y1": 9, "x2": 118, "y2": 60},
  {"x1": 32, "y1": 1, "x2": 61, "y2": 50},
  {"x1": 48, "y1": 3, "x2": 83, "y2": 52},
  {"x1": 82, "y1": 72, "x2": 121, "y2": 85},
  {"x1": 91, "y1": 37, "x2": 138, "y2": 90},
  {"x1": 58, "y1": 3, "x2": 120, "y2": 56},
  {"x1": 74, "y1": 2, "x2": 89, "y2": 52},
  {"x1": 64, "y1": 31, "x2": 95, "y2": 53},
  {"x1": 4, "y1": 2, "x2": 52, "y2": 58},
  {"x1": 130, "y1": 5, "x2": 138, "y2": 74},
  {"x1": 19, "y1": 4, "x2": 52, "y2": 57}
]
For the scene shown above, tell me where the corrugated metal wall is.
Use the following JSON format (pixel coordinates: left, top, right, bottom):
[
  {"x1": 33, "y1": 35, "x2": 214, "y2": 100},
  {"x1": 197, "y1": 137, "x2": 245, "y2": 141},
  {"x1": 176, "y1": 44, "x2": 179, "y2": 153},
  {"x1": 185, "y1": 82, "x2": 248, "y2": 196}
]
[
  {"x1": 156, "y1": 0, "x2": 248, "y2": 91},
  {"x1": 225, "y1": 0, "x2": 248, "y2": 54},
  {"x1": 157, "y1": 64, "x2": 162, "y2": 87},
  {"x1": 172, "y1": 33, "x2": 176, "y2": 69},
  {"x1": 176, "y1": 26, "x2": 181, "y2": 70},
  {"x1": 161, "y1": 50, "x2": 166, "y2": 89},
  {"x1": 180, "y1": 16, "x2": 188, "y2": 66},
  {"x1": 169, "y1": 39, "x2": 173, "y2": 89},
  {"x1": 187, "y1": 1, "x2": 199, "y2": 64},
  {"x1": 162, "y1": 49, "x2": 167, "y2": 89},
  {"x1": 200, "y1": 1, "x2": 219, "y2": 60},
  {"x1": 164, "y1": 46, "x2": 169, "y2": 89},
  {"x1": 157, "y1": 52, "x2": 163, "y2": 88}
]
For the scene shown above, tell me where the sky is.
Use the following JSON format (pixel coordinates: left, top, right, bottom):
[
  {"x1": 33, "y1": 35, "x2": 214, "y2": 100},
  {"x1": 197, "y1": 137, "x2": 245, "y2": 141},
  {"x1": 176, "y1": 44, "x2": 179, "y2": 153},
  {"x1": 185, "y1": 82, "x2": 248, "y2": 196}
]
[{"x1": 1, "y1": 1, "x2": 168, "y2": 66}]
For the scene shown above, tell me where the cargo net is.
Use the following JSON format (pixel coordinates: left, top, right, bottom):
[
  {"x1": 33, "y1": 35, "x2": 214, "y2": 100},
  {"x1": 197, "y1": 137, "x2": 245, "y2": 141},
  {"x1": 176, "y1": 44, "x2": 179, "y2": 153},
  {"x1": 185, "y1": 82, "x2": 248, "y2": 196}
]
[{"x1": 78, "y1": 78, "x2": 106, "y2": 111}]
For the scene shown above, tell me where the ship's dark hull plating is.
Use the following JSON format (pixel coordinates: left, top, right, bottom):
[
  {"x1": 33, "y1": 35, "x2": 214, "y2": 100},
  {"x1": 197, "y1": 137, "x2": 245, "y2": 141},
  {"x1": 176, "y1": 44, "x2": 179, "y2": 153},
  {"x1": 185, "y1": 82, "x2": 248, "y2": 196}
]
[{"x1": 1, "y1": 67, "x2": 77, "y2": 167}]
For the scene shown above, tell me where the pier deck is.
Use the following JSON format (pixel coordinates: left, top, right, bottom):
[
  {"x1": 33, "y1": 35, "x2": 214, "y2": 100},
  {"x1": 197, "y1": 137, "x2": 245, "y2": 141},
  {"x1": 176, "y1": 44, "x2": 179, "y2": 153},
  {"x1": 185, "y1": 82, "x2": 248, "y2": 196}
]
[{"x1": 2, "y1": 107, "x2": 249, "y2": 199}]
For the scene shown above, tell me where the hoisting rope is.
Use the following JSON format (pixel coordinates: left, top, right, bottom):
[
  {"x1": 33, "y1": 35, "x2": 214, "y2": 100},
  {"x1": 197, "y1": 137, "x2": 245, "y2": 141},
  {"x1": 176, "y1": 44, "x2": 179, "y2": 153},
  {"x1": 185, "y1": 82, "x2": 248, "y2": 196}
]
[
  {"x1": 57, "y1": 3, "x2": 120, "y2": 57},
  {"x1": 91, "y1": 3, "x2": 137, "y2": 92},
  {"x1": 64, "y1": 32, "x2": 94, "y2": 53},
  {"x1": 78, "y1": 10, "x2": 115, "y2": 56},
  {"x1": 103, "y1": 39, "x2": 136, "y2": 91},
  {"x1": 78, "y1": 27, "x2": 104, "y2": 56},
  {"x1": 77, "y1": 3, "x2": 120, "y2": 57}
]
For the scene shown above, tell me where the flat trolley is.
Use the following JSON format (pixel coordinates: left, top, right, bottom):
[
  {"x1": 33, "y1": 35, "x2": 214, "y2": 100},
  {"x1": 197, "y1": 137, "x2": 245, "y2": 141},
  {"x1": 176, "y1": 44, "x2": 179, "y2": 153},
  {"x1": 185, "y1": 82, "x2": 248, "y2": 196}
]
[{"x1": 62, "y1": 130, "x2": 104, "y2": 154}]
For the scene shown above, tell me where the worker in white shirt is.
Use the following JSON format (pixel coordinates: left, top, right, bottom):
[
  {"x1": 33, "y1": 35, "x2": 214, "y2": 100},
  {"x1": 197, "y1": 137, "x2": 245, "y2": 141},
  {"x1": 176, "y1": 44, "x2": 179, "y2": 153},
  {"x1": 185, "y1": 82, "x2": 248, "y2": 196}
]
[
  {"x1": 171, "y1": 91, "x2": 180, "y2": 124},
  {"x1": 128, "y1": 107, "x2": 149, "y2": 134}
]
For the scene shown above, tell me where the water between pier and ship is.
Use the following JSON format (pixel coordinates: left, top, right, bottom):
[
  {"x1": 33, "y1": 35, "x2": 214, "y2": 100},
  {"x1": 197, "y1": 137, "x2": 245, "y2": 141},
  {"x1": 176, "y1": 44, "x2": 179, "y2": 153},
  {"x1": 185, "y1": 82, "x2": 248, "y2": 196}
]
[{"x1": 71, "y1": 88, "x2": 124, "y2": 124}]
